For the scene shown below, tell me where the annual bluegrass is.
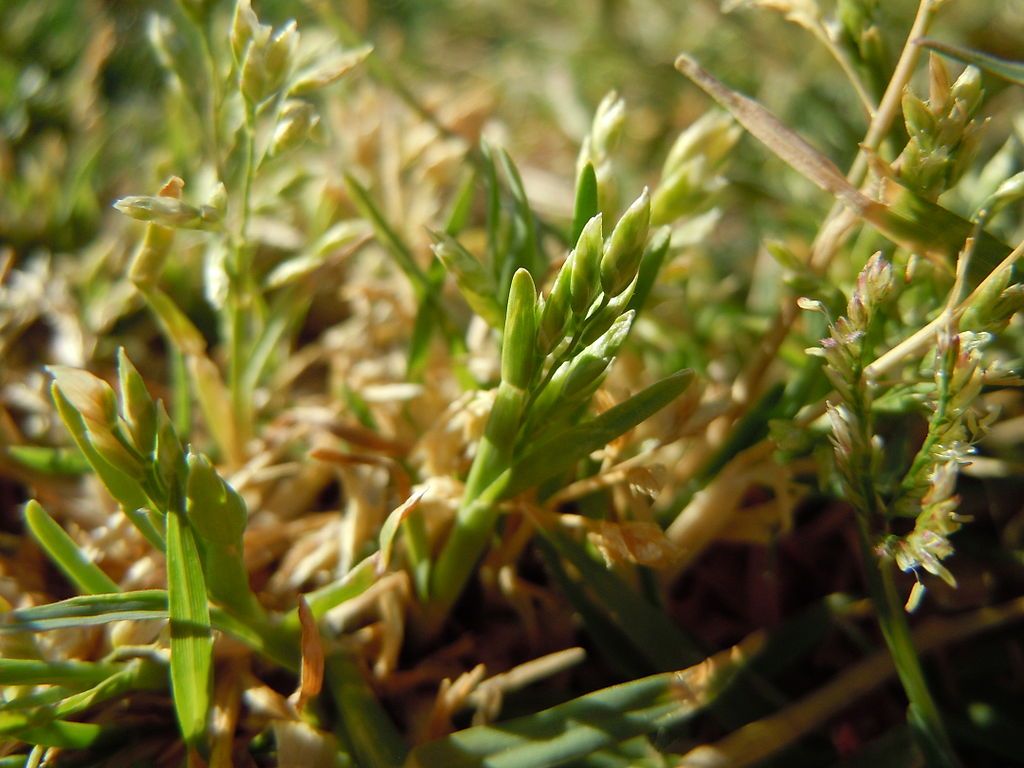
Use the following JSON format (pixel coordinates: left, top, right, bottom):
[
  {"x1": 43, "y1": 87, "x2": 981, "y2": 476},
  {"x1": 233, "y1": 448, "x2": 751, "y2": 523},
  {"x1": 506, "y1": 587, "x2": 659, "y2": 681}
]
[{"x1": 2, "y1": 0, "x2": 1024, "y2": 766}]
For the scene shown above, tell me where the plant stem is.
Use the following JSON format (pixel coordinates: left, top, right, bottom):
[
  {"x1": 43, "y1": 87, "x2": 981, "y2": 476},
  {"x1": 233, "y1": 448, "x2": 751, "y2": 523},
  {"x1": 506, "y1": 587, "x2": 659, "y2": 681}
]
[
  {"x1": 854, "y1": 517, "x2": 961, "y2": 767},
  {"x1": 228, "y1": 102, "x2": 258, "y2": 452}
]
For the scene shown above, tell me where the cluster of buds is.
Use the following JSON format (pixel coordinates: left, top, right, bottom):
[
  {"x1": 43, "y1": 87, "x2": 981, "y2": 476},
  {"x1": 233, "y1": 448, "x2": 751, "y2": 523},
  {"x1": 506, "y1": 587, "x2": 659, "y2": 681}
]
[
  {"x1": 231, "y1": 1, "x2": 299, "y2": 106},
  {"x1": 231, "y1": 1, "x2": 369, "y2": 149},
  {"x1": 803, "y1": 254, "x2": 897, "y2": 547},
  {"x1": 900, "y1": 55, "x2": 985, "y2": 201},
  {"x1": 49, "y1": 352, "x2": 258, "y2": 618},
  {"x1": 651, "y1": 110, "x2": 740, "y2": 226},
  {"x1": 434, "y1": 179, "x2": 653, "y2": 459},
  {"x1": 805, "y1": 251, "x2": 1000, "y2": 609},
  {"x1": 804, "y1": 251, "x2": 895, "y2": 403},
  {"x1": 576, "y1": 92, "x2": 626, "y2": 219}
]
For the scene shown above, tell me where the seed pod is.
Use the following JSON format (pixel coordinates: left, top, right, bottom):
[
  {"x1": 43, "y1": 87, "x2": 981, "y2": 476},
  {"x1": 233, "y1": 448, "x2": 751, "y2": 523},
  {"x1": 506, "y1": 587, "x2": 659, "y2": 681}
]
[
  {"x1": 49, "y1": 367, "x2": 119, "y2": 437},
  {"x1": 501, "y1": 269, "x2": 538, "y2": 390},
  {"x1": 484, "y1": 381, "x2": 528, "y2": 451},
  {"x1": 600, "y1": 188, "x2": 650, "y2": 297},
  {"x1": 186, "y1": 452, "x2": 248, "y2": 546},
  {"x1": 651, "y1": 162, "x2": 706, "y2": 225},
  {"x1": 114, "y1": 196, "x2": 204, "y2": 228},
  {"x1": 230, "y1": 0, "x2": 264, "y2": 65},
  {"x1": 264, "y1": 20, "x2": 299, "y2": 94},
  {"x1": 928, "y1": 53, "x2": 951, "y2": 114},
  {"x1": 270, "y1": 100, "x2": 319, "y2": 156},
  {"x1": 591, "y1": 91, "x2": 626, "y2": 160},
  {"x1": 118, "y1": 350, "x2": 157, "y2": 457},
  {"x1": 538, "y1": 255, "x2": 574, "y2": 353},
  {"x1": 951, "y1": 66, "x2": 982, "y2": 116},
  {"x1": 50, "y1": 368, "x2": 148, "y2": 481},
  {"x1": 570, "y1": 214, "x2": 602, "y2": 315},
  {"x1": 240, "y1": 43, "x2": 270, "y2": 106}
]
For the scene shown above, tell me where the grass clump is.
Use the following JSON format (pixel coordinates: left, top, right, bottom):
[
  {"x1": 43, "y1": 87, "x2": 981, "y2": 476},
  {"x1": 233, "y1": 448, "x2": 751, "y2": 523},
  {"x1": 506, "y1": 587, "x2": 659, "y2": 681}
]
[{"x1": 3, "y1": 1, "x2": 1024, "y2": 766}]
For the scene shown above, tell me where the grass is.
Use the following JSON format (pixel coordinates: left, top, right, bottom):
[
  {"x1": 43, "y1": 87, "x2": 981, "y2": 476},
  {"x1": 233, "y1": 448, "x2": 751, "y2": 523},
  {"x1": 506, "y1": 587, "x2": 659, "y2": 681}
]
[{"x1": 2, "y1": 0, "x2": 1024, "y2": 766}]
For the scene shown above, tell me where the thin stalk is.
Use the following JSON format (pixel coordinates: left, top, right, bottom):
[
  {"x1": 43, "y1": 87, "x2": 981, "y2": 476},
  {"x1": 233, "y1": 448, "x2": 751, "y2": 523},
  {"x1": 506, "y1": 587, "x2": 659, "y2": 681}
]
[
  {"x1": 425, "y1": 473, "x2": 508, "y2": 634},
  {"x1": 839, "y1": 318, "x2": 960, "y2": 764},
  {"x1": 729, "y1": 0, "x2": 942, "y2": 412},
  {"x1": 854, "y1": 519, "x2": 961, "y2": 767},
  {"x1": 807, "y1": 22, "x2": 877, "y2": 119}
]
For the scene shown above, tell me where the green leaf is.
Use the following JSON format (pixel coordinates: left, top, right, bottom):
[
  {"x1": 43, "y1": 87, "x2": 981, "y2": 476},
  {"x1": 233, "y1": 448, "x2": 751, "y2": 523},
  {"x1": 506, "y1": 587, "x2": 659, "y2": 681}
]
[
  {"x1": 445, "y1": 168, "x2": 478, "y2": 236},
  {"x1": 918, "y1": 38, "x2": 1024, "y2": 86},
  {"x1": 540, "y1": 531, "x2": 704, "y2": 670},
  {"x1": 5, "y1": 445, "x2": 90, "y2": 475},
  {"x1": 572, "y1": 162, "x2": 600, "y2": 244},
  {"x1": 482, "y1": 143, "x2": 504, "y2": 286},
  {"x1": 165, "y1": 506, "x2": 213, "y2": 747},
  {"x1": 500, "y1": 370, "x2": 695, "y2": 499},
  {"x1": 407, "y1": 258, "x2": 448, "y2": 379},
  {"x1": 0, "y1": 662, "x2": 165, "y2": 740},
  {"x1": 0, "y1": 659, "x2": 118, "y2": 687},
  {"x1": 342, "y1": 171, "x2": 428, "y2": 293},
  {"x1": 0, "y1": 591, "x2": 168, "y2": 632},
  {"x1": 538, "y1": 542, "x2": 660, "y2": 680},
  {"x1": 284, "y1": 555, "x2": 377, "y2": 631},
  {"x1": 1, "y1": 590, "x2": 295, "y2": 670},
  {"x1": 24, "y1": 501, "x2": 119, "y2": 596},
  {"x1": 242, "y1": 289, "x2": 303, "y2": 394},
  {"x1": 497, "y1": 148, "x2": 545, "y2": 283},
  {"x1": 13, "y1": 720, "x2": 107, "y2": 749},
  {"x1": 325, "y1": 650, "x2": 407, "y2": 768}
]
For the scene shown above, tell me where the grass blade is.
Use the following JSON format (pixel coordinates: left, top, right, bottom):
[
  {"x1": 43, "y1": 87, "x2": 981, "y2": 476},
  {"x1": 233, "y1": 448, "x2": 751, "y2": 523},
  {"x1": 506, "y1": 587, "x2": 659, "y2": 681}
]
[
  {"x1": 918, "y1": 38, "x2": 1024, "y2": 86},
  {"x1": 342, "y1": 171, "x2": 428, "y2": 293},
  {"x1": 539, "y1": 531, "x2": 704, "y2": 670},
  {"x1": 0, "y1": 591, "x2": 168, "y2": 632},
  {"x1": 538, "y1": 542, "x2": 654, "y2": 679},
  {"x1": 165, "y1": 505, "x2": 213, "y2": 747},
  {"x1": 24, "y1": 501, "x2": 119, "y2": 595},
  {"x1": 6, "y1": 445, "x2": 90, "y2": 475},
  {"x1": 0, "y1": 659, "x2": 118, "y2": 687},
  {"x1": 51, "y1": 388, "x2": 149, "y2": 513},
  {"x1": 14, "y1": 721, "x2": 108, "y2": 749},
  {"x1": 496, "y1": 147, "x2": 544, "y2": 286},
  {"x1": 406, "y1": 638, "x2": 753, "y2": 768}
]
